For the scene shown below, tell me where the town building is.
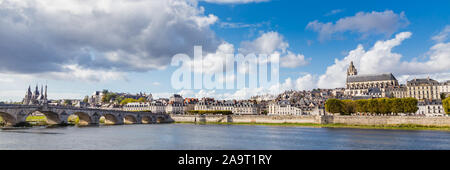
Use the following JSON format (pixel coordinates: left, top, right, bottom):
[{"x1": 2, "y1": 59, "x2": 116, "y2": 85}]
[
  {"x1": 416, "y1": 100, "x2": 445, "y2": 116},
  {"x1": 439, "y1": 80, "x2": 450, "y2": 98},
  {"x1": 122, "y1": 101, "x2": 166, "y2": 113},
  {"x1": 344, "y1": 61, "x2": 399, "y2": 98},
  {"x1": 268, "y1": 100, "x2": 325, "y2": 116},
  {"x1": 406, "y1": 78, "x2": 441, "y2": 100},
  {"x1": 194, "y1": 99, "x2": 260, "y2": 115}
]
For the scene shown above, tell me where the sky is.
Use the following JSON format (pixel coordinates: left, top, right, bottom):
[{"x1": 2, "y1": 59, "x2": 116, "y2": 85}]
[{"x1": 0, "y1": 0, "x2": 449, "y2": 102}]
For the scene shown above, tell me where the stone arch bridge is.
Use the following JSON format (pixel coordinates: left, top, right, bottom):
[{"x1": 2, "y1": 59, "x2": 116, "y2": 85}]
[{"x1": 0, "y1": 104, "x2": 173, "y2": 127}]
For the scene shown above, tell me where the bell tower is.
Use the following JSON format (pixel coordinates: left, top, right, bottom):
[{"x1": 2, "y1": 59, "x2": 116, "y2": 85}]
[{"x1": 347, "y1": 61, "x2": 357, "y2": 76}]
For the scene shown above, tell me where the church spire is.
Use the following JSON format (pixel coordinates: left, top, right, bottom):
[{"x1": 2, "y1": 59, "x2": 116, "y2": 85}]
[
  {"x1": 44, "y1": 84, "x2": 47, "y2": 100},
  {"x1": 347, "y1": 61, "x2": 357, "y2": 76}
]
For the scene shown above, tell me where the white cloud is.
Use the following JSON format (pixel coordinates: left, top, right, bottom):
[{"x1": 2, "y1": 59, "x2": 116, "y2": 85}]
[
  {"x1": 316, "y1": 31, "x2": 450, "y2": 89},
  {"x1": 307, "y1": 10, "x2": 409, "y2": 40},
  {"x1": 239, "y1": 32, "x2": 310, "y2": 68},
  {"x1": 432, "y1": 25, "x2": 450, "y2": 42},
  {"x1": 325, "y1": 9, "x2": 344, "y2": 16},
  {"x1": 280, "y1": 51, "x2": 310, "y2": 68},
  {"x1": 44, "y1": 65, "x2": 127, "y2": 82},
  {"x1": 0, "y1": 0, "x2": 220, "y2": 74},
  {"x1": 239, "y1": 31, "x2": 289, "y2": 55}
]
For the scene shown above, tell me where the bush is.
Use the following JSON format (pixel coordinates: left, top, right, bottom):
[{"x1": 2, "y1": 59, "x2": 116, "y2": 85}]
[{"x1": 187, "y1": 110, "x2": 233, "y2": 115}]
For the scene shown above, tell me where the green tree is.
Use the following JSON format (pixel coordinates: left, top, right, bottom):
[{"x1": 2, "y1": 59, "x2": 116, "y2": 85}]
[
  {"x1": 63, "y1": 100, "x2": 72, "y2": 106},
  {"x1": 390, "y1": 98, "x2": 404, "y2": 114},
  {"x1": 402, "y1": 98, "x2": 418, "y2": 113},
  {"x1": 325, "y1": 99, "x2": 344, "y2": 114},
  {"x1": 443, "y1": 97, "x2": 450, "y2": 115},
  {"x1": 83, "y1": 96, "x2": 89, "y2": 103},
  {"x1": 341, "y1": 100, "x2": 356, "y2": 115},
  {"x1": 114, "y1": 95, "x2": 125, "y2": 104},
  {"x1": 377, "y1": 98, "x2": 390, "y2": 114},
  {"x1": 355, "y1": 100, "x2": 369, "y2": 113},
  {"x1": 137, "y1": 97, "x2": 147, "y2": 103},
  {"x1": 120, "y1": 98, "x2": 138, "y2": 105},
  {"x1": 367, "y1": 99, "x2": 379, "y2": 114},
  {"x1": 441, "y1": 93, "x2": 448, "y2": 100},
  {"x1": 102, "y1": 93, "x2": 118, "y2": 103}
]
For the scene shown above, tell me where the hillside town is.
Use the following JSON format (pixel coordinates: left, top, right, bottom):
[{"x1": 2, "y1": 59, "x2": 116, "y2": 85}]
[{"x1": 18, "y1": 62, "x2": 450, "y2": 117}]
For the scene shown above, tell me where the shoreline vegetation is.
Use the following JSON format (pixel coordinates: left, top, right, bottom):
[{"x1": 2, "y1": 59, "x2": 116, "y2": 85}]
[{"x1": 174, "y1": 121, "x2": 450, "y2": 131}]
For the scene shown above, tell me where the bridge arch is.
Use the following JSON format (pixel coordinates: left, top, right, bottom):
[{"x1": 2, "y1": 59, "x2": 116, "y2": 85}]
[
  {"x1": 0, "y1": 112, "x2": 17, "y2": 126},
  {"x1": 156, "y1": 116, "x2": 164, "y2": 124},
  {"x1": 141, "y1": 116, "x2": 153, "y2": 124},
  {"x1": 72, "y1": 112, "x2": 92, "y2": 126},
  {"x1": 124, "y1": 115, "x2": 137, "y2": 124},
  {"x1": 102, "y1": 113, "x2": 119, "y2": 125},
  {"x1": 26, "y1": 110, "x2": 61, "y2": 125}
]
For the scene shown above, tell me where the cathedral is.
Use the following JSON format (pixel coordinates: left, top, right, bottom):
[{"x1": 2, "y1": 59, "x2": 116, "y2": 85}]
[
  {"x1": 344, "y1": 61, "x2": 399, "y2": 98},
  {"x1": 23, "y1": 85, "x2": 48, "y2": 105}
]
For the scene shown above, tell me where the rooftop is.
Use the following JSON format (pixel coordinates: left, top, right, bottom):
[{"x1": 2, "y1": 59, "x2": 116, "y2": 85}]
[{"x1": 347, "y1": 73, "x2": 397, "y2": 83}]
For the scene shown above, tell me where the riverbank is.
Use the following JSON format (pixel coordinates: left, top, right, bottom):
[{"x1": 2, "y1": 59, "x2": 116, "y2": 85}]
[{"x1": 174, "y1": 121, "x2": 450, "y2": 131}]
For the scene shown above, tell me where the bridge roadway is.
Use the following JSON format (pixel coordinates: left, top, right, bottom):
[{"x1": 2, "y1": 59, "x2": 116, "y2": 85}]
[{"x1": 0, "y1": 104, "x2": 172, "y2": 126}]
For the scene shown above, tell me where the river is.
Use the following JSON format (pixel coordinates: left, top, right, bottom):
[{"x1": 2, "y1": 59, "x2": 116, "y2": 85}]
[{"x1": 1, "y1": 124, "x2": 450, "y2": 150}]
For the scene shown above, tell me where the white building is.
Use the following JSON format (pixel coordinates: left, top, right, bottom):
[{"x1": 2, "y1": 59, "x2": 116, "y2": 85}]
[
  {"x1": 166, "y1": 103, "x2": 185, "y2": 114},
  {"x1": 194, "y1": 100, "x2": 259, "y2": 115},
  {"x1": 268, "y1": 100, "x2": 324, "y2": 116},
  {"x1": 123, "y1": 101, "x2": 166, "y2": 114},
  {"x1": 439, "y1": 81, "x2": 450, "y2": 97},
  {"x1": 416, "y1": 100, "x2": 445, "y2": 116}
]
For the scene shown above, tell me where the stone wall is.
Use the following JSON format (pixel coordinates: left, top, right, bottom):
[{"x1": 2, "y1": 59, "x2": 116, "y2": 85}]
[
  {"x1": 171, "y1": 114, "x2": 450, "y2": 127},
  {"x1": 170, "y1": 115, "x2": 322, "y2": 124},
  {"x1": 332, "y1": 116, "x2": 450, "y2": 126}
]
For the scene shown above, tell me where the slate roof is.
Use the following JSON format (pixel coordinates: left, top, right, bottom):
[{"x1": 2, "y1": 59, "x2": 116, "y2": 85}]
[
  {"x1": 407, "y1": 78, "x2": 439, "y2": 85},
  {"x1": 347, "y1": 73, "x2": 397, "y2": 83}
]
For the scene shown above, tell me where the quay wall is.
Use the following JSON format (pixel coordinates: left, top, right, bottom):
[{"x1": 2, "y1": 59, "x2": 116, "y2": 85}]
[
  {"x1": 330, "y1": 116, "x2": 450, "y2": 126},
  {"x1": 170, "y1": 115, "x2": 322, "y2": 124},
  {"x1": 171, "y1": 114, "x2": 450, "y2": 126}
]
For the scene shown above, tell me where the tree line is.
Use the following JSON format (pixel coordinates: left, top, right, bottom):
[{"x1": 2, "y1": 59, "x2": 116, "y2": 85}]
[{"x1": 325, "y1": 98, "x2": 419, "y2": 115}]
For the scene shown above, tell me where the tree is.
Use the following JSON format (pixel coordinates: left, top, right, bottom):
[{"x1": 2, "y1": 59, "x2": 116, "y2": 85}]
[
  {"x1": 63, "y1": 100, "x2": 72, "y2": 106},
  {"x1": 325, "y1": 99, "x2": 344, "y2": 114},
  {"x1": 137, "y1": 97, "x2": 147, "y2": 103},
  {"x1": 114, "y1": 96, "x2": 125, "y2": 104},
  {"x1": 356, "y1": 100, "x2": 369, "y2": 113},
  {"x1": 102, "y1": 93, "x2": 118, "y2": 103},
  {"x1": 261, "y1": 110, "x2": 268, "y2": 115},
  {"x1": 403, "y1": 98, "x2": 418, "y2": 114},
  {"x1": 377, "y1": 98, "x2": 390, "y2": 114},
  {"x1": 341, "y1": 100, "x2": 356, "y2": 115},
  {"x1": 390, "y1": 98, "x2": 404, "y2": 115},
  {"x1": 120, "y1": 98, "x2": 138, "y2": 105},
  {"x1": 83, "y1": 96, "x2": 89, "y2": 103},
  {"x1": 367, "y1": 99, "x2": 379, "y2": 114},
  {"x1": 443, "y1": 97, "x2": 450, "y2": 115}
]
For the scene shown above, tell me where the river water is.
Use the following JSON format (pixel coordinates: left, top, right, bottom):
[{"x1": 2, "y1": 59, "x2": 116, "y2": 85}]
[{"x1": 1, "y1": 124, "x2": 450, "y2": 150}]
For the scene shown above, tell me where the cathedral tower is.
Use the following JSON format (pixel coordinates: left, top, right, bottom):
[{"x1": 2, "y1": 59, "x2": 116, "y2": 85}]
[{"x1": 347, "y1": 61, "x2": 357, "y2": 76}]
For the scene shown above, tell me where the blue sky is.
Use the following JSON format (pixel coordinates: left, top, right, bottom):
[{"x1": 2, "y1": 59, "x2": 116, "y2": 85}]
[{"x1": 0, "y1": 0, "x2": 449, "y2": 101}]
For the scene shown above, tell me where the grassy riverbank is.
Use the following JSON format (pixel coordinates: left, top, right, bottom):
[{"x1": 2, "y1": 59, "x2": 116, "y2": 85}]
[{"x1": 174, "y1": 121, "x2": 450, "y2": 131}]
